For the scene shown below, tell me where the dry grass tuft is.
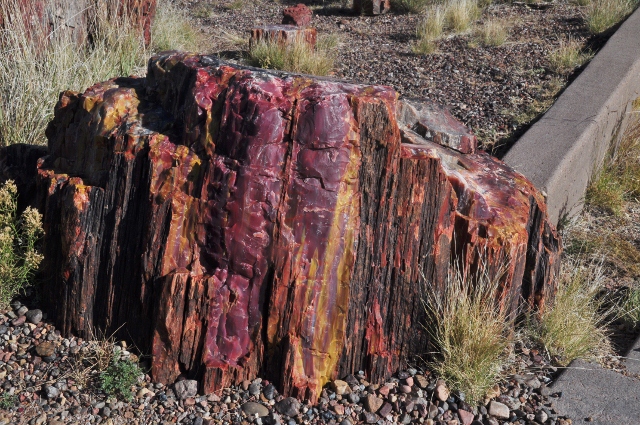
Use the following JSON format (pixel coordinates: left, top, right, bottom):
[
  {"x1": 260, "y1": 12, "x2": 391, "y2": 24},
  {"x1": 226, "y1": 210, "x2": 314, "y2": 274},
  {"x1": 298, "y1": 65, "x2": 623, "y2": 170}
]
[
  {"x1": 445, "y1": 0, "x2": 480, "y2": 33},
  {"x1": 548, "y1": 39, "x2": 593, "y2": 74},
  {"x1": 247, "y1": 35, "x2": 339, "y2": 76},
  {"x1": 413, "y1": 6, "x2": 446, "y2": 54},
  {"x1": 424, "y1": 262, "x2": 513, "y2": 405},
  {"x1": 528, "y1": 263, "x2": 612, "y2": 366},
  {"x1": 0, "y1": 0, "x2": 201, "y2": 147},
  {"x1": 586, "y1": 119, "x2": 640, "y2": 215},
  {"x1": 475, "y1": 18, "x2": 508, "y2": 46},
  {"x1": 392, "y1": 0, "x2": 431, "y2": 13},
  {"x1": 586, "y1": 0, "x2": 637, "y2": 34}
]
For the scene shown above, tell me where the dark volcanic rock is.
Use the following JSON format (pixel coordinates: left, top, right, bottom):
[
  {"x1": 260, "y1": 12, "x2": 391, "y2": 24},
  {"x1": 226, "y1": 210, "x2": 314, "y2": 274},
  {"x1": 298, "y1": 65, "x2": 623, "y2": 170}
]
[
  {"x1": 36, "y1": 52, "x2": 560, "y2": 402},
  {"x1": 282, "y1": 3, "x2": 312, "y2": 27}
]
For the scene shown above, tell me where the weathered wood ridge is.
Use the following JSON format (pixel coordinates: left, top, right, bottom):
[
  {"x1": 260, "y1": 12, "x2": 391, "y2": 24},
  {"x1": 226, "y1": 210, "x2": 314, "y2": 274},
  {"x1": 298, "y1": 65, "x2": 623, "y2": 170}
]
[{"x1": 36, "y1": 52, "x2": 560, "y2": 401}]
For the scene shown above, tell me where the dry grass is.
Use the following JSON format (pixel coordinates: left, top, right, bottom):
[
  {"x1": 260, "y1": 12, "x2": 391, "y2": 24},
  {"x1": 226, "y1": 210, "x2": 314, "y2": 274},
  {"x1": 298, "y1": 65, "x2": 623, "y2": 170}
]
[
  {"x1": 392, "y1": 0, "x2": 431, "y2": 13},
  {"x1": 0, "y1": 0, "x2": 201, "y2": 147},
  {"x1": 247, "y1": 35, "x2": 339, "y2": 76},
  {"x1": 512, "y1": 77, "x2": 564, "y2": 125},
  {"x1": 586, "y1": 118, "x2": 640, "y2": 215},
  {"x1": 528, "y1": 263, "x2": 612, "y2": 366},
  {"x1": 413, "y1": 6, "x2": 446, "y2": 54},
  {"x1": 620, "y1": 286, "x2": 640, "y2": 325},
  {"x1": 424, "y1": 263, "x2": 513, "y2": 405},
  {"x1": 445, "y1": 0, "x2": 480, "y2": 33},
  {"x1": 152, "y1": 0, "x2": 204, "y2": 52},
  {"x1": 475, "y1": 18, "x2": 508, "y2": 46},
  {"x1": 586, "y1": 0, "x2": 637, "y2": 34},
  {"x1": 548, "y1": 39, "x2": 593, "y2": 74}
]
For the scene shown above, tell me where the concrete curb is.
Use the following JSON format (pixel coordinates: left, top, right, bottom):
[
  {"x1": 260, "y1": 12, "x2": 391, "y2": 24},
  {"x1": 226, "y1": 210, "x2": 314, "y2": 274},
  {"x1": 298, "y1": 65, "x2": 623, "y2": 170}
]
[{"x1": 503, "y1": 6, "x2": 640, "y2": 225}]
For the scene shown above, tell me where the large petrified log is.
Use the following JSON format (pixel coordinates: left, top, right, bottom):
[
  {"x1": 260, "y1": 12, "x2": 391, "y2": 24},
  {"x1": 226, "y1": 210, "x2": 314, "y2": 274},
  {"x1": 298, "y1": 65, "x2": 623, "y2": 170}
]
[{"x1": 38, "y1": 52, "x2": 560, "y2": 401}]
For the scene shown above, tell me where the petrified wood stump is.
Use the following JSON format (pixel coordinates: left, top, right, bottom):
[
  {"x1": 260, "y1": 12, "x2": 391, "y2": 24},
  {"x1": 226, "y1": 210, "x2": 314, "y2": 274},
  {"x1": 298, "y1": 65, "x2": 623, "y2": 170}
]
[
  {"x1": 38, "y1": 52, "x2": 560, "y2": 401},
  {"x1": 282, "y1": 3, "x2": 312, "y2": 27},
  {"x1": 249, "y1": 25, "x2": 317, "y2": 49},
  {"x1": 354, "y1": 0, "x2": 391, "y2": 15}
]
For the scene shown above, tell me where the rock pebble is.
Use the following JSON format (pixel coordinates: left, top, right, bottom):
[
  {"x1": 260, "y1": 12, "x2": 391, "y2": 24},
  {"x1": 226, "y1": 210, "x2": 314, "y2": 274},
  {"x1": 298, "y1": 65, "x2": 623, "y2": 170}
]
[{"x1": 0, "y1": 301, "x2": 571, "y2": 425}]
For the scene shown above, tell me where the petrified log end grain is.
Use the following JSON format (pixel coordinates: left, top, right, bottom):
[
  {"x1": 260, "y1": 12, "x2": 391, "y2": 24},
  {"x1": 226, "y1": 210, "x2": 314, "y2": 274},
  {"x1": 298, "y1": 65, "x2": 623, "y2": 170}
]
[
  {"x1": 250, "y1": 25, "x2": 317, "y2": 49},
  {"x1": 37, "y1": 52, "x2": 560, "y2": 402}
]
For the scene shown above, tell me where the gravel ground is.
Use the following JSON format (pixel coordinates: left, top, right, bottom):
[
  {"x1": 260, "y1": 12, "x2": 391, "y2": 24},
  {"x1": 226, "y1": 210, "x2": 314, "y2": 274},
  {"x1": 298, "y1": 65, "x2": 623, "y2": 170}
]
[
  {"x1": 185, "y1": 0, "x2": 605, "y2": 154},
  {"x1": 0, "y1": 300, "x2": 573, "y2": 425}
]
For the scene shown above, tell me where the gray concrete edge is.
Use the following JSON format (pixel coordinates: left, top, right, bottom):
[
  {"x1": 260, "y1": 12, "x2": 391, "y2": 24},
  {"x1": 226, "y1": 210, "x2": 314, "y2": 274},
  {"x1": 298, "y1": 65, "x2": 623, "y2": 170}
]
[{"x1": 502, "y1": 6, "x2": 640, "y2": 226}]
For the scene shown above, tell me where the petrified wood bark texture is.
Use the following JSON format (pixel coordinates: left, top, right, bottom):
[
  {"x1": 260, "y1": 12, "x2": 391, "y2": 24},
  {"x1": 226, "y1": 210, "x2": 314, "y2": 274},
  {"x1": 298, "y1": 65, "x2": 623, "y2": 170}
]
[{"x1": 38, "y1": 52, "x2": 560, "y2": 401}]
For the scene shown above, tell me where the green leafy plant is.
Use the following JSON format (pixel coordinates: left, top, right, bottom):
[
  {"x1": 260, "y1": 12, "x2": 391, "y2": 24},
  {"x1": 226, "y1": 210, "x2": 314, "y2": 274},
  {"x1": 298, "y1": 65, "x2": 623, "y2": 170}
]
[
  {"x1": 0, "y1": 180, "x2": 43, "y2": 308},
  {"x1": 0, "y1": 392, "x2": 17, "y2": 409},
  {"x1": 424, "y1": 261, "x2": 513, "y2": 404},
  {"x1": 100, "y1": 356, "x2": 143, "y2": 401}
]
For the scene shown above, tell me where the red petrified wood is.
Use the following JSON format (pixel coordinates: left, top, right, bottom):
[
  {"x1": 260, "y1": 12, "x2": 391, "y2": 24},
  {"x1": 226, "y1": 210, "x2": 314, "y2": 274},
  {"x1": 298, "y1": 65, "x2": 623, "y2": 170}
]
[
  {"x1": 38, "y1": 52, "x2": 560, "y2": 402},
  {"x1": 250, "y1": 25, "x2": 317, "y2": 49},
  {"x1": 282, "y1": 3, "x2": 312, "y2": 26}
]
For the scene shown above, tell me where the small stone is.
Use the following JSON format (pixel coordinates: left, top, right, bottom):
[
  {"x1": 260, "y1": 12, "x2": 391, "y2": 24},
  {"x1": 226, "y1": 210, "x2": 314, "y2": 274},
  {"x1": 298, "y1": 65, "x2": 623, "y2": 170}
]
[
  {"x1": 399, "y1": 413, "x2": 412, "y2": 424},
  {"x1": 399, "y1": 384, "x2": 412, "y2": 394},
  {"x1": 348, "y1": 392, "x2": 360, "y2": 404},
  {"x1": 174, "y1": 380, "x2": 198, "y2": 400},
  {"x1": 379, "y1": 402, "x2": 392, "y2": 418},
  {"x1": 34, "y1": 414, "x2": 47, "y2": 425},
  {"x1": 242, "y1": 402, "x2": 270, "y2": 417},
  {"x1": 249, "y1": 382, "x2": 261, "y2": 396},
  {"x1": 435, "y1": 380, "x2": 450, "y2": 402},
  {"x1": 263, "y1": 383, "x2": 276, "y2": 400},
  {"x1": 458, "y1": 409, "x2": 474, "y2": 425},
  {"x1": 35, "y1": 341, "x2": 56, "y2": 357},
  {"x1": 488, "y1": 401, "x2": 510, "y2": 419},
  {"x1": 340, "y1": 419, "x2": 352, "y2": 425},
  {"x1": 332, "y1": 380, "x2": 350, "y2": 395},
  {"x1": 136, "y1": 388, "x2": 152, "y2": 398},
  {"x1": 363, "y1": 394, "x2": 384, "y2": 413},
  {"x1": 361, "y1": 412, "x2": 378, "y2": 423},
  {"x1": 45, "y1": 385, "x2": 60, "y2": 399},
  {"x1": 535, "y1": 410, "x2": 548, "y2": 423},
  {"x1": 102, "y1": 407, "x2": 111, "y2": 417},
  {"x1": 404, "y1": 376, "x2": 414, "y2": 387},
  {"x1": 485, "y1": 384, "x2": 500, "y2": 400},
  {"x1": 378, "y1": 385, "x2": 390, "y2": 397},
  {"x1": 25, "y1": 309, "x2": 43, "y2": 324},
  {"x1": 11, "y1": 316, "x2": 25, "y2": 326},
  {"x1": 274, "y1": 397, "x2": 301, "y2": 417},
  {"x1": 415, "y1": 374, "x2": 430, "y2": 389},
  {"x1": 333, "y1": 404, "x2": 345, "y2": 415},
  {"x1": 16, "y1": 306, "x2": 28, "y2": 316}
]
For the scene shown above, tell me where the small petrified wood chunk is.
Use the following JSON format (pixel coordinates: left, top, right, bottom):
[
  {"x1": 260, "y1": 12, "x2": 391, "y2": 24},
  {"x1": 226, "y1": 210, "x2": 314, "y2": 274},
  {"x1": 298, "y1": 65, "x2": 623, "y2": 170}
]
[
  {"x1": 282, "y1": 3, "x2": 312, "y2": 26},
  {"x1": 38, "y1": 52, "x2": 560, "y2": 402},
  {"x1": 354, "y1": 0, "x2": 391, "y2": 15},
  {"x1": 250, "y1": 25, "x2": 317, "y2": 49},
  {"x1": 398, "y1": 99, "x2": 477, "y2": 154}
]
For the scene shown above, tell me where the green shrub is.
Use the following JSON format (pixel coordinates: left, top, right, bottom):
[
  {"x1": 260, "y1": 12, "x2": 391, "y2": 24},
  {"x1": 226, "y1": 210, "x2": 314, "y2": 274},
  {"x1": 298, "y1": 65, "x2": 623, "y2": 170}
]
[
  {"x1": 424, "y1": 264, "x2": 513, "y2": 405},
  {"x1": 0, "y1": 393, "x2": 16, "y2": 409},
  {"x1": 100, "y1": 357, "x2": 143, "y2": 401},
  {"x1": 0, "y1": 180, "x2": 43, "y2": 308}
]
